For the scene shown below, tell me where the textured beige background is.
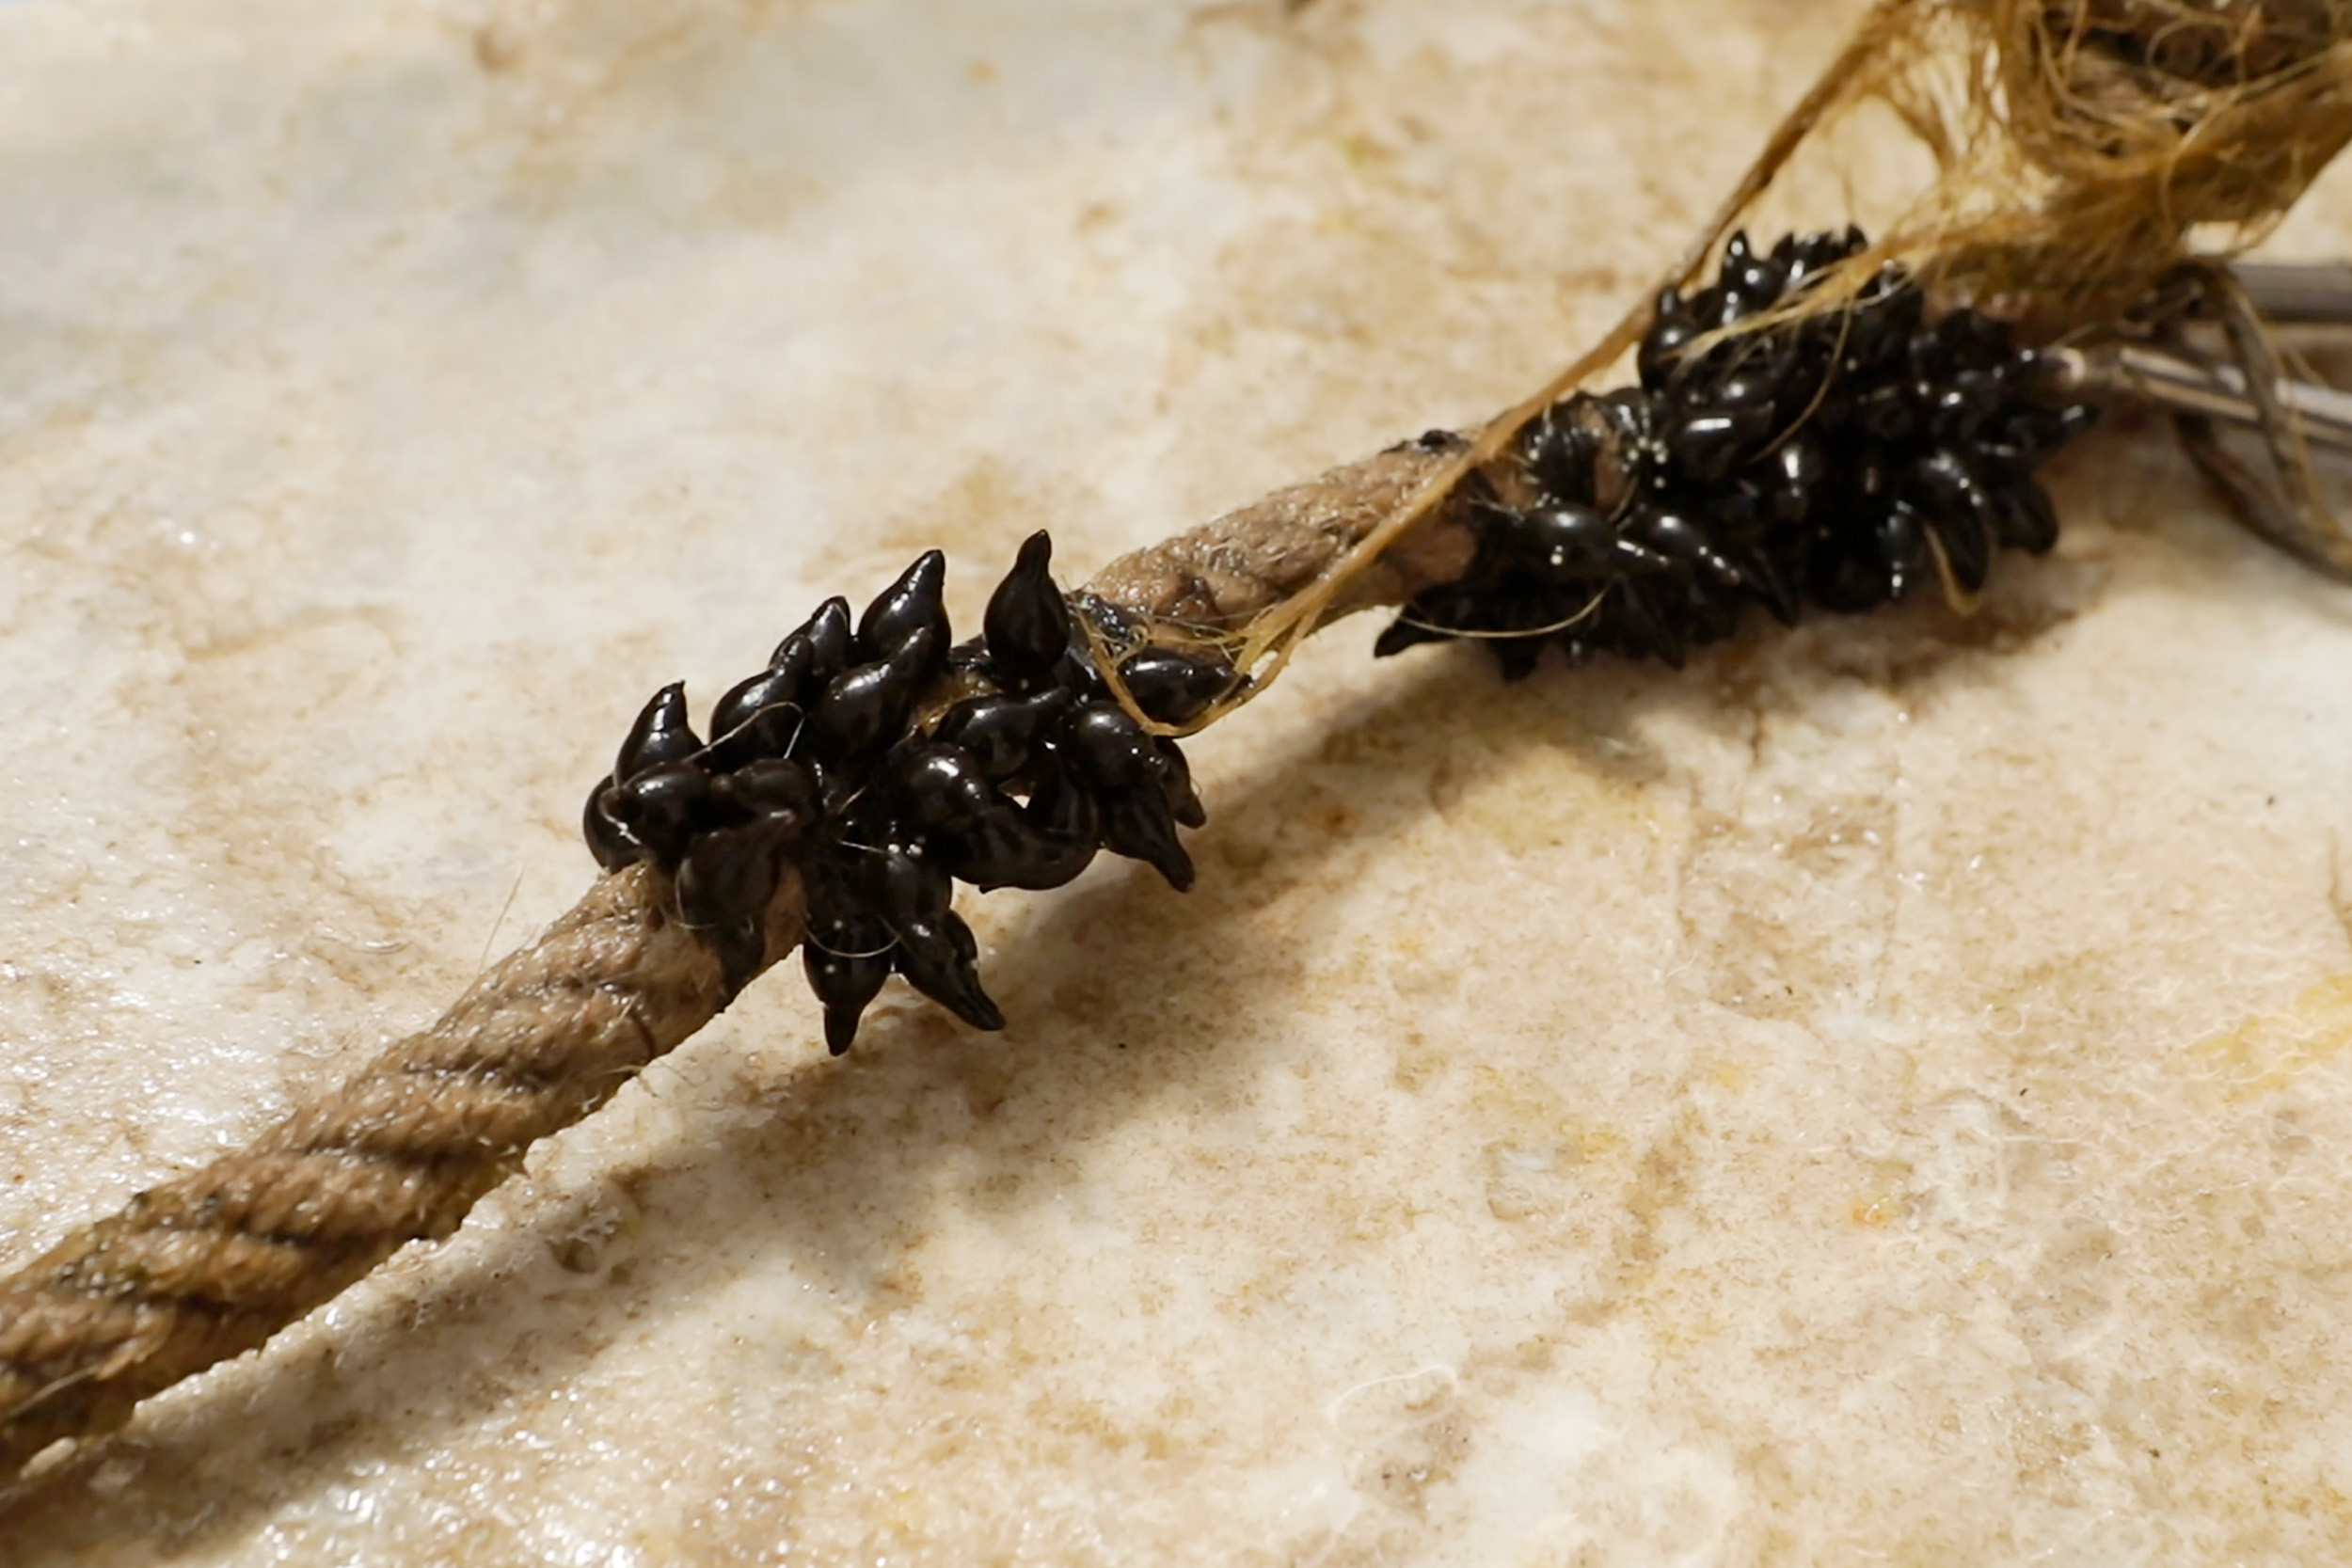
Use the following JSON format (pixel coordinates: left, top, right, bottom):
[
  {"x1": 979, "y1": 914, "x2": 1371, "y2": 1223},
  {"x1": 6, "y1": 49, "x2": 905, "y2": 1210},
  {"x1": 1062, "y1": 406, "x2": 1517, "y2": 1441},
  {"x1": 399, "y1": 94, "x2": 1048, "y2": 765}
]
[{"x1": 6, "y1": 0, "x2": 2352, "y2": 1562}]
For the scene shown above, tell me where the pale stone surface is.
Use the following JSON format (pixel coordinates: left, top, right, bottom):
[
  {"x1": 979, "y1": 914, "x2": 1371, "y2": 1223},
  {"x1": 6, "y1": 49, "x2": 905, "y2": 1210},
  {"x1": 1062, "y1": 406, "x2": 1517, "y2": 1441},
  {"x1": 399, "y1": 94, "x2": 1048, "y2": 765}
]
[{"x1": 4, "y1": 0, "x2": 2352, "y2": 1561}]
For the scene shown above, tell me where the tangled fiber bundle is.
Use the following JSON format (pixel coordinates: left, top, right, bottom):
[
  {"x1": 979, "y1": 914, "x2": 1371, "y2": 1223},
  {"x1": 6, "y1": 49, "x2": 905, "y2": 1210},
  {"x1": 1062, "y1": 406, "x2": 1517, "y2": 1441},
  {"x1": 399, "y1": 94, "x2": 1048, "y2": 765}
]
[{"x1": 1741, "y1": 0, "x2": 2352, "y2": 331}]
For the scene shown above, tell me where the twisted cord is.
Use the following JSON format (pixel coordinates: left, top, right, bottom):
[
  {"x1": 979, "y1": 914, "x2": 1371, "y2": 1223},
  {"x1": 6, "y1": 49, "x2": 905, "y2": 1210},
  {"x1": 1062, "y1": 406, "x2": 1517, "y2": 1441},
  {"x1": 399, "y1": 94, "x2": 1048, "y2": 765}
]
[
  {"x1": 1087, "y1": 441, "x2": 1474, "y2": 630},
  {"x1": 0, "y1": 442, "x2": 1475, "y2": 1481},
  {"x1": 0, "y1": 863, "x2": 792, "y2": 1479}
]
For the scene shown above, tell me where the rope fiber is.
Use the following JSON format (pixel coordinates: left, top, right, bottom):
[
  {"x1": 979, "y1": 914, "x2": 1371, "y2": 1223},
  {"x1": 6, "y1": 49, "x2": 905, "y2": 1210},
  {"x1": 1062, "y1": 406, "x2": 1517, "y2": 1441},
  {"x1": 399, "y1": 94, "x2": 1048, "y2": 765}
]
[{"x1": 0, "y1": 442, "x2": 1473, "y2": 1483}]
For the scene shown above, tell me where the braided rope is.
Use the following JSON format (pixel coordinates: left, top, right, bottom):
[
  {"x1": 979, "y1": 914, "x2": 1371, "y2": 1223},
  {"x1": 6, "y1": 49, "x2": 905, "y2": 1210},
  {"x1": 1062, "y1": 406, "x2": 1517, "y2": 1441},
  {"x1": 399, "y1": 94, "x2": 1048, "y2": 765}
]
[{"x1": 0, "y1": 441, "x2": 1474, "y2": 1481}]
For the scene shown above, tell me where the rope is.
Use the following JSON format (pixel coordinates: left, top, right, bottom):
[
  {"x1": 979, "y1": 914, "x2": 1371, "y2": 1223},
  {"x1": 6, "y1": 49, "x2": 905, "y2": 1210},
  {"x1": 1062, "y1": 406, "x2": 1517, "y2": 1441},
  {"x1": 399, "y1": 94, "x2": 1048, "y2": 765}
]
[{"x1": 0, "y1": 439, "x2": 1475, "y2": 1481}]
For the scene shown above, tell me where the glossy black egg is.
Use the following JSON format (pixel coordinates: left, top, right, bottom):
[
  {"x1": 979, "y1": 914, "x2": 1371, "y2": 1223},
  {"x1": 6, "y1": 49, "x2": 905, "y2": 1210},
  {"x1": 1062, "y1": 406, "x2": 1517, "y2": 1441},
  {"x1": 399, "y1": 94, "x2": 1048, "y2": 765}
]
[
  {"x1": 984, "y1": 531, "x2": 1070, "y2": 686},
  {"x1": 1099, "y1": 783, "x2": 1194, "y2": 892},
  {"x1": 1664, "y1": 405, "x2": 1774, "y2": 483},
  {"x1": 613, "y1": 682, "x2": 703, "y2": 785},
  {"x1": 932, "y1": 689, "x2": 1069, "y2": 781},
  {"x1": 605, "y1": 762, "x2": 713, "y2": 862},
  {"x1": 892, "y1": 742, "x2": 997, "y2": 833},
  {"x1": 808, "y1": 626, "x2": 940, "y2": 762},
  {"x1": 856, "y1": 548, "x2": 950, "y2": 660},
  {"x1": 1062, "y1": 702, "x2": 1159, "y2": 790},
  {"x1": 892, "y1": 909, "x2": 1002, "y2": 1032},
  {"x1": 723, "y1": 757, "x2": 821, "y2": 832},
  {"x1": 802, "y1": 597, "x2": 855, "y2": 686},
  {"x1": 582, "y1": 776, "x2": 642, "y2": 871},
  {"x1": 708, "y1": 665, "x2": 805, "y2": 755},
  {"x1": 1119, "y1": 645, "x2": 1232, "y2": 727},
  {"x1": 803, "y1": 924, "x2": 894, "y2": 1056}
]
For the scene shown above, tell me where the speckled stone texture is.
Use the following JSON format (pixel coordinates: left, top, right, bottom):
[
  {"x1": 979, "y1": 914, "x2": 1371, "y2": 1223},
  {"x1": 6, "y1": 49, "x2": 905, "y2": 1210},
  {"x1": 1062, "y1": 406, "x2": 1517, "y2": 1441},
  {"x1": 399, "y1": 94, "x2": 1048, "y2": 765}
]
[{"x1": 5, "y1": 0, "x2": 2352, "y2": 1562}]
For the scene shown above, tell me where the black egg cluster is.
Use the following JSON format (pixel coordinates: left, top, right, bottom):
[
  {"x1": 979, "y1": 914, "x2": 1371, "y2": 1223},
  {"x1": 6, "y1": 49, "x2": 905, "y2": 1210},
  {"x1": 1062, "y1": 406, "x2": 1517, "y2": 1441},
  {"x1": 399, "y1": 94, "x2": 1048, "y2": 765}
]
[
  {"x1": 1377, "y1": 228, "x2": 2100, "y2": 678},
  {"x1": 583, "y1": 532, "x2": 1229, "y2": 1053}
]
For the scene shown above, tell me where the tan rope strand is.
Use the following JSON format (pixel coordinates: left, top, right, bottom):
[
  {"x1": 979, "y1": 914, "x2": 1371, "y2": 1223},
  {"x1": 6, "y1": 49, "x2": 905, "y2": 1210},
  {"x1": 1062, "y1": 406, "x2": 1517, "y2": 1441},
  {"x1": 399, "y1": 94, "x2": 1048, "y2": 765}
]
[
  {"x1": 0, "y1": 863, "x2": 797, "y2": 1480},
  {"x1": 1084, "y1": 442, "x2": 1475, "y2": 631},
  {"x1": 0, "y1": 437, "x2": 1486, "y2": 1484}
]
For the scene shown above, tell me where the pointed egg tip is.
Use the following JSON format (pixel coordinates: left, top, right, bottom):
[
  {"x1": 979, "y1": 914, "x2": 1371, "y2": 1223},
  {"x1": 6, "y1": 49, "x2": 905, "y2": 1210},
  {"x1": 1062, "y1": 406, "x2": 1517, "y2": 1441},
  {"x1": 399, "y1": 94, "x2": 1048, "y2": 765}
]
[{"x1": 824, "y1": 1009, "x2": 863, "y2": 1056}]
